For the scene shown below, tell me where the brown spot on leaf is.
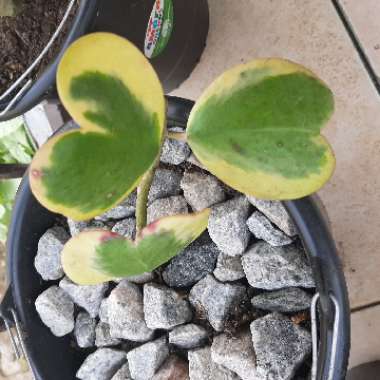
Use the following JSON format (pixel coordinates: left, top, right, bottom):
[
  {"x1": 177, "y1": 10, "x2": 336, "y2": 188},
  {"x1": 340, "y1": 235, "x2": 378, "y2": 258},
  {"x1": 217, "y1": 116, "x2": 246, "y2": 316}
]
[{"x1": 230, "y1": 139, "x2": 246, "y2": 155}]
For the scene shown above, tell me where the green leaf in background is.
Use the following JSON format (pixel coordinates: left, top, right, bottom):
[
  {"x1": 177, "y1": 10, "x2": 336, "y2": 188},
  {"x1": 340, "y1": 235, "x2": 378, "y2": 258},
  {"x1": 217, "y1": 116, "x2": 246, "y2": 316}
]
[
  {"x1": 0, "y1": 117, "x2": 35, "y2": 242},
  {"x1": 0, "y1": 179, "x2": 20, "y2": 243},
  {"x1": 0, "y1": 117, "x2": 35, "y2": 164}
]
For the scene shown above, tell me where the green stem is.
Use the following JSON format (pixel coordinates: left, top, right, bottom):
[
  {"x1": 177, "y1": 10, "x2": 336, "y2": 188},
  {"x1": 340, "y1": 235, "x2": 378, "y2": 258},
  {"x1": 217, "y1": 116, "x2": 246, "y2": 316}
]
[{"x1": 136, "y1": 156, "x2": 160, "y2": 235}]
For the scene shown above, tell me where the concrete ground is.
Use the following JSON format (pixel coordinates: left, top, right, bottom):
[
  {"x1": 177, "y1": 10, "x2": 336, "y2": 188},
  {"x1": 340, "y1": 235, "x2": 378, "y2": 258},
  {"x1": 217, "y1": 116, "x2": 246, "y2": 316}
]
[{"x1": 1, "y1": 0, "x2": 380, "y2": 378}]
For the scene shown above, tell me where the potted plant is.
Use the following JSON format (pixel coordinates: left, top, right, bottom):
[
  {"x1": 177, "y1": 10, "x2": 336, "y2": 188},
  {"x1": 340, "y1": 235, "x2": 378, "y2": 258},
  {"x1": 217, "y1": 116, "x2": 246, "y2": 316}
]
[
  {"x1": 0, "y1": 0, "x2": 209, "y2": 121},
  {"x1": 1, "y1": 33, "x2": 350, "y2": 380}
]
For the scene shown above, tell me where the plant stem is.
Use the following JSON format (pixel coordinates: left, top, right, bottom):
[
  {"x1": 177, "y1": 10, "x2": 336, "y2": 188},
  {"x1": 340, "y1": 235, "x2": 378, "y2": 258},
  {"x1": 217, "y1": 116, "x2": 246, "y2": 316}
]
[{"x1": 136, "y1": 157, "x2": 160, "y2": 235}]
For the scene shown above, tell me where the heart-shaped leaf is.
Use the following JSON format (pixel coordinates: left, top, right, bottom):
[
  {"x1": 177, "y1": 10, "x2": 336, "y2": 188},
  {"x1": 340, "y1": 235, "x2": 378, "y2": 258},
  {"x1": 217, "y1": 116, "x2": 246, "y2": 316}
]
[
  {"x1": 29, "y1": 33, "x2": 165, "y2": 220},
  {"x1": 61, "y1": 209, "x2": 210, "y2": 285},
  {"x1": 187, "y1": 58, "x2": 335, "y2": 200}
]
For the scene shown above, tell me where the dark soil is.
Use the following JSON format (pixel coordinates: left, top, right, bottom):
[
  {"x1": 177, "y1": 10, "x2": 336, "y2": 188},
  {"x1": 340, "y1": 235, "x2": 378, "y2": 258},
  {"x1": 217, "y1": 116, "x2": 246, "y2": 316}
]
[{"x1": 0, "y1": 0, "x2": 78, "y2": 94}]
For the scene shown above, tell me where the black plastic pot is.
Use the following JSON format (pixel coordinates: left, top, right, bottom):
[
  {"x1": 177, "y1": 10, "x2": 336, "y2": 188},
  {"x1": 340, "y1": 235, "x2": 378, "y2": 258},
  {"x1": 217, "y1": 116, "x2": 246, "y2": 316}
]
[
  {"x1": 92, "y1": 0, "x2": 209, "y2": 93},
  {"x1": 0, "y1": 97, "x2": 350, "y2": 380},
  {"x1": 0, "y1": 0, "x2": 209, "y2": 121}
]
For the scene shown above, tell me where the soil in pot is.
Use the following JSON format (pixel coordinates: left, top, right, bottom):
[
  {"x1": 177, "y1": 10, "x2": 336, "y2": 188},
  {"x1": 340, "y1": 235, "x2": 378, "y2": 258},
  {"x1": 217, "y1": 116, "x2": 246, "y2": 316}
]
[
  {"x1": 0, "y1": 0, "x2": 78, "y2": 94},
  {"x1": 32, "y1": 130, "x2": 316, "y2": 380}
]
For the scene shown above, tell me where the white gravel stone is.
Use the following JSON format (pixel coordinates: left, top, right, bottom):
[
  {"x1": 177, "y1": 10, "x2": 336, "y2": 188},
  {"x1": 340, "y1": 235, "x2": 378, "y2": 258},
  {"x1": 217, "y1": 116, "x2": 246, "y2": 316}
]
[
  {"x1": 241, "y1": 242, "x2": 315, "y2": 290},
  {"x1": 169, "y1": 324, "x2": 208, "y2": 349},
  {"x1": 148, "y1": 167, "x2": 183, "y2": 204},
  {"x1": 161, "y1": 138, "x2": 191, "y2": 165},
  {"x1": 250, "y1": 313, "x2": 312, "y2": 380},
  {"x1": 76, "y1": 348, "x2": 126, "y2": 380},
  {"x1": 213, "y1": 254, "x2": 245, "y2": 282},
  {"x1": 251, "y1": 288, "x2": 312, "y2": 313},
  {"x1": 188, "y1": 346, "x2": 241, "y2": 380},
  {"x1": 111, "y1": 218, "x2": 136, "y2": 240},
  {"x1": 180, "y1": 171, "x2": 226, "y2": 211},
  {"x1": 111, "y1": 363, "x2": 132, "y2": 380},
  {"x1": 108, "y1": 280, "x2": 154, "y2": 342},
  {"x1": 247, "y1": 211, "x2": 294, "y2": 247},
  {"x1": 211, "y1": 330, "x2": 257, "y2": 380},
  {"x1": 35, "y1": 286, "x2": 74, "y2": 337},
  {"x1": 59, "y1": 277, "x2": 108, "y2": 318},
  {"x1": 74, "y1": 312, "x2": 96, "y2": 348},
  {"x1": 208, "y1": 196, "x2": 251, "y2": 256},
  {"x1": 96, "y1": 322, "x2": 121, "y2": 347},
  {"x1": 147, "y1": 195, "x2": 188, "y2": 224},
  {"x1": 246, "y1": 196, "x2": 298, "y2": 236},
  {"x1": 99, "y1": 298, "x2": 109, "y2": 324},
  {"x1": 127, "y1": 336, "x2": 169, "y2": 380},
  {"x1": 144, "y1": 283, "x2": 193, "y2": 330},
  {"x1": 34, "y1": 226, "x2": 69, "y2": 280},
  {"x1": 189, "y1": 274, "x2": 248, "y2": 332}
]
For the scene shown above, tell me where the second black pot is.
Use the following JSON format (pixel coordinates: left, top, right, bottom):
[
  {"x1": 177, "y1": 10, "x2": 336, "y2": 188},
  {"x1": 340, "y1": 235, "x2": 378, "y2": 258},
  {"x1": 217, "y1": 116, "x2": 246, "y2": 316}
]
[{"x1": 0, "y1": 0, "x2": 209, "y2": 121}]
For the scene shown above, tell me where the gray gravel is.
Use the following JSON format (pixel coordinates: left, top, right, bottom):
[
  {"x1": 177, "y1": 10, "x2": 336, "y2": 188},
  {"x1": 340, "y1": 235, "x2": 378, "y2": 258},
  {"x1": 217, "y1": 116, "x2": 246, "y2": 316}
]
[
  {"x1": 35, "y1": 286, "x2": 74, "y2": 337},
  {"x1": 169, "y1": 324, "x2": 208, "y2": 349},
  {"x1": 247, "y1": 211, "x2": 294, "y2": 246},
  {"x1": 213, "y1": 253, "x2": 245, "y2": 282},
  {"x1": 76, "y1": 348, "x2": 126, "y2": 380},
  {"x1": 99, "y1": 298, "x2": 109, "y2": 324},
  {"x1": 187, "y1": 154, "x2": 207, "y2": 170},
  {"x1": 127, "y1": 336, "x2": 169, "y2": 380},
  {"x1": 75, "y1": 312, "x2": 96, "y2": 348},
  {"x1": 95, "y1": 198, "x2": 136, "y2": 222},
  {"x1": 251, "y1": 288, "x2": 312, "y2": 313},
  {"x1": 162, "y1": 234, "x2": 220, "y2": 288},
  {"x1": 122, "y1": 271, "x2": 155, "y2": 284},
  {"x1": 67, "y1": 219, "x2": 107, "y2": 236},
  {"x1": 96, "y1": 322, "x2": 121, "y2": 347},
  {"x1": 161, "y1": 138, "x2": 191, "y2": 165},
  {"x1": 34, "y1": 226, "x2": 69, "y2": 280},
  {"x1": 208, "y1": 196, "x2": 251, "y2": 256},
  {"x1": 148, "y1": 167, "x2": 183, "y2": 204},
  {"x1": 147, "y1": 195, "x2": 188, "y2": 224},
  {"x1": 111, "y1": 218, "x2": 136, "y2": 240},
  {"x1": 111, "y1": 363, "x2": 132, "y2": 380},
  {"x1": 241, "y1": 242, "x2": 315, "y2": 289},
  {"x1": 211, "y1": 330, "x2": 257, "y2": 380},
  {"x1": 246, "y1": 196, "x2": 298, "y2": 236},
  {"x1": 144, "y1": 283, "x2": 193, "y2": 330},
  {"x1": 250, "y1": 313, "x2": 312, "y2": 380},
  {"x1": 59, "y1": 276, "x2": 108, "y2": 318},
  {"x1": 188, "y1": 346, "x2": 241, "y2": 380},
  {"x1": 152, "y1": 355, "x2": 189, "y2": 380},
  {"x1": 180, "y1": 170, "x2": 226, "y2": 211},
  {"x1": 108, "y1": 280, "x2": 154, "y2": 342},
  {"x1": 189, "y1": 274, "x2": 248, "y2": 332}
]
